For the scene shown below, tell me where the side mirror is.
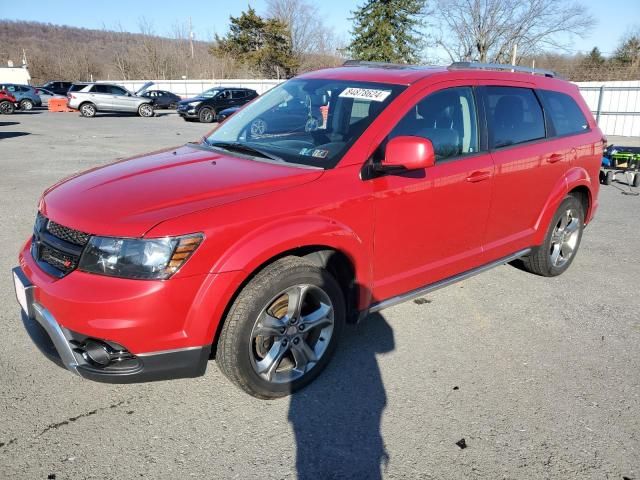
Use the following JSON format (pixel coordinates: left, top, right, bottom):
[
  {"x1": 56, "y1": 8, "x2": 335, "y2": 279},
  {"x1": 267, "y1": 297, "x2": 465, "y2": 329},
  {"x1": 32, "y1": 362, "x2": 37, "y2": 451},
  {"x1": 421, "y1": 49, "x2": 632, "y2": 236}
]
[{"x1": 380, "y1": 136, "x2": 435, "y2": 171}]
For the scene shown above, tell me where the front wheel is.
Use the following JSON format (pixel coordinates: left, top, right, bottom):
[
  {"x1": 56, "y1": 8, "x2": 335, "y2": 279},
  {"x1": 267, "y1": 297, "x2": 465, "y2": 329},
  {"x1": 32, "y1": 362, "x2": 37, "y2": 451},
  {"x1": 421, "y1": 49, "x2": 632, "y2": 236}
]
[
  {"x1": 138, "y1": 103, "x2": 154, "y2": 117},
  {"x1": 199, "y1": 107, "x2": 215, "y2": 123},
  {"x1": 522, "y1": 195, "x2": 584, "y2": 277},
  {"x1": 217, "y1": 256, "x2": 345, "y2": 399},
  {"x1": 0, "y1": 100, "x2": 15, "y2": 114}
]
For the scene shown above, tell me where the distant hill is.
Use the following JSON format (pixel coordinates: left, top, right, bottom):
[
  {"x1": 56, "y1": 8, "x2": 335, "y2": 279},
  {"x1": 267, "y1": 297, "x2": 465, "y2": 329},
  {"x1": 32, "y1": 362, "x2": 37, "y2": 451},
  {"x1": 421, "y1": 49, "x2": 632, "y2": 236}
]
[{"x1": 0, "y1": 20, "x2": 231, "y2": 84}]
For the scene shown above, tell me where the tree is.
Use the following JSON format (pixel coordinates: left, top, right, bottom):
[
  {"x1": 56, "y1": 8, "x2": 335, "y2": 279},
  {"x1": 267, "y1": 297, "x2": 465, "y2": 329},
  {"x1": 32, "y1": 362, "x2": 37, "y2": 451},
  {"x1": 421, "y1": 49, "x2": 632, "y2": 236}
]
[
  {"x1": 613, "y1": 32, "x2": 640, "y2": 68},
  {"x1": 348, "y1": 0, "x2": 427, "y2": 63},
  {"x1": 433, "y1": 0, "x2": 595, "y2": 64},
  {"x1": 211, "y1": 7, "x2": 298, "y2": 78}
]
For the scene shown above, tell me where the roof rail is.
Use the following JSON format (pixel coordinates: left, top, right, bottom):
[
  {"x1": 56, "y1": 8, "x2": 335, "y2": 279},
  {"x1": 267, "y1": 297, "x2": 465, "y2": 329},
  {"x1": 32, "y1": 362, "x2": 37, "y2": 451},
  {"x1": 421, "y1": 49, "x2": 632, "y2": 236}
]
[
  {"x1": 448, "y1": 61, "x2": 557, "y2": 78},
  {"x1": 342, "y1": 60, "x2": 418, "y2": 69}
]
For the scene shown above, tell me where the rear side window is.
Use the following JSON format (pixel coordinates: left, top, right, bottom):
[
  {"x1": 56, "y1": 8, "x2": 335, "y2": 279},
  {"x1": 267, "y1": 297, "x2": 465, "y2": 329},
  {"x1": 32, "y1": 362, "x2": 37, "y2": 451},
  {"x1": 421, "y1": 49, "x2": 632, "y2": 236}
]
[
  {"x1": 91, "y1": 85, "x2": 109, "y2": 94},
  {"x1": 538, "y1": 90, "x2": 589, "y2": 136},
  {"x1": 69, "y1": 84, "x2": 87, "y2": 92},
  {"x1": 390, "y1": 87, "x2": 478, "y2": 161},
  {"x1": 232, "y1": 90, "x2": 246, "y2": 99},
  {"x1": 484, "y1": 86, "x2": 545, "y2": 148}
]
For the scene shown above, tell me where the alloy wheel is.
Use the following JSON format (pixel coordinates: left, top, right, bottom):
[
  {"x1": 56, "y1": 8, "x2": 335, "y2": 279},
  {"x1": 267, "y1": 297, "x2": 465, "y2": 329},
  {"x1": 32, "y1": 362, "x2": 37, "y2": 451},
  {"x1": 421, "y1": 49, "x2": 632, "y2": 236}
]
[
  {"x1": 249, "y1": 284, "x2": 334, "y2": 384},
  {"x1": 250, "y1": 118, "x2": 267, "y2": 136},
  {"x1": 549, "y1": 208, "x2": 580, "y2": 267}
]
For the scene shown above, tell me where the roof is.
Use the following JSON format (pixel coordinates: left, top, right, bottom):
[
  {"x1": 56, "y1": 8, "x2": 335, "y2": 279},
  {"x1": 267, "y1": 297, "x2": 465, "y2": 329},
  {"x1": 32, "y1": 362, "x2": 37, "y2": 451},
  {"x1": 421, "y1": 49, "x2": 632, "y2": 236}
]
[{"x1": 298, "y1": 61, "x2": 566, "y2": 87}]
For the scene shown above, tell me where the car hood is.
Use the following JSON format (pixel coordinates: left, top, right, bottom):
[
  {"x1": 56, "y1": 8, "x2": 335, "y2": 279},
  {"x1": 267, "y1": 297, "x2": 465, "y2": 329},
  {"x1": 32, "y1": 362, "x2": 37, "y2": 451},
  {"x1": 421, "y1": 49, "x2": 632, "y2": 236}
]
[
  {"x1": 40, "y1": 144, "x2": 324, "y2": 238},
  {"x1": 178, "y1": 96, "x2": 207, "y2": 104}
]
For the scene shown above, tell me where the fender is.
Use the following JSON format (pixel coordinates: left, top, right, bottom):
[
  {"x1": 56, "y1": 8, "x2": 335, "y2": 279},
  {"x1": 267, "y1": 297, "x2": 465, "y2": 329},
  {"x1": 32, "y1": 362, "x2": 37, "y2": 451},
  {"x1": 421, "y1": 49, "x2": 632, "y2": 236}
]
[
  {"x1": 211, "y1": 214, "x2": 374, "y2": 308},
  {"x1": 532, "y1": 166, "x2": 593, "y2": 245}
]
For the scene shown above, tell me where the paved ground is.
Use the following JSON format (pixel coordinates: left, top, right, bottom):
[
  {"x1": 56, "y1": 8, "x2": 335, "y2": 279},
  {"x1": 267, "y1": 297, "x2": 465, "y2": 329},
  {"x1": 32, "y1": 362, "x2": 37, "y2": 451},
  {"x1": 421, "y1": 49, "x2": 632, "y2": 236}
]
[{"x1": 1, "y1": 110, "x2": 639, "y2": 480}]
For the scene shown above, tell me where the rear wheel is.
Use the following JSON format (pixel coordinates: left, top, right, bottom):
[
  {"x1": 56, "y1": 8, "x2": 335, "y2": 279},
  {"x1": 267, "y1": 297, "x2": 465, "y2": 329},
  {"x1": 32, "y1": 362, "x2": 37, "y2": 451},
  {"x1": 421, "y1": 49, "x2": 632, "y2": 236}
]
[
  {"x1": 522, "y1": 195, "x2": 584, "y2": 277},
  {"x1": 217, "y1": 256, "x2": 345, "y2": 399},
  {"x1": 138, "y1": 103, "x2": 154, "y2": 117},
  {"x1": 0, "y1": 100, "x2": 15, "y2": 114},
  {"x1": 79, "y1": 102, "x2": 96, "y2": 117},
  {"x1": 20, "y1": 99, "x2": 34, "y2": 111},
  {"x1": 199, "y1": 107, "x2": 215, "y2": 123},
  {"x1": 604, "y1": 170, "x2": 614, "y2": 185},
  {"x1": 633, "y1": 173, "x2": 640, "y2": 188}
]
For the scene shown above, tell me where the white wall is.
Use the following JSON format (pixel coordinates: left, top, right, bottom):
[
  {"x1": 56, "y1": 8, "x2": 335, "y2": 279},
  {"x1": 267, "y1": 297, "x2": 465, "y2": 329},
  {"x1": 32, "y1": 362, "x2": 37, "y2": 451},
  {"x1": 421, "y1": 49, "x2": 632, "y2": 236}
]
[
  {"x1": 99, "y1": 79, "x2": 283, "y2": 98},
  {"x1": 575, "y1": 81, "x2": 640, "y2": 137},
  {"x1": 0, "y1": 67, "x2": 31, "y2": 85}
]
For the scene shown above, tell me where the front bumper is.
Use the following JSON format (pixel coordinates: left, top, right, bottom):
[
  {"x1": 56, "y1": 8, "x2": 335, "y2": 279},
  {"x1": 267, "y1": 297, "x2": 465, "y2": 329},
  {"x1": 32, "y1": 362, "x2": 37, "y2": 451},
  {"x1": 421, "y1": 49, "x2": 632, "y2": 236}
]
[
  {"x1": 177, "y1": 105, "x2": 199, "y2": 118},
  {"x1": 13, "y1": 266, "x2": 211, "y2": 383}
]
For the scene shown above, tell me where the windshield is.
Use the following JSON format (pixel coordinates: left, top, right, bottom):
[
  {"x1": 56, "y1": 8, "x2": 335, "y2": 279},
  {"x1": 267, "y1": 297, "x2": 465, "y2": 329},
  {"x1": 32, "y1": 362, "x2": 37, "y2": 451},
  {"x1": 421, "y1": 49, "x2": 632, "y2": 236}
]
[
  {"x1": 205, "y1": 79, "x2": 405, "y2": 168},
  {"x1": 201, "y1": 88, "x2": 222, "y2": 98}
]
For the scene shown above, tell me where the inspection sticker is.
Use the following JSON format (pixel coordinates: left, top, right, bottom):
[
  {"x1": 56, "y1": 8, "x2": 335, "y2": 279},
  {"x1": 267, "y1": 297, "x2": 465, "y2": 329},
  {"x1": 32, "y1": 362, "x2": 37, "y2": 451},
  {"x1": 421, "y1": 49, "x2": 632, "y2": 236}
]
[{"x1": 339, "y1": 87, "x2": 391, "y2": 102}]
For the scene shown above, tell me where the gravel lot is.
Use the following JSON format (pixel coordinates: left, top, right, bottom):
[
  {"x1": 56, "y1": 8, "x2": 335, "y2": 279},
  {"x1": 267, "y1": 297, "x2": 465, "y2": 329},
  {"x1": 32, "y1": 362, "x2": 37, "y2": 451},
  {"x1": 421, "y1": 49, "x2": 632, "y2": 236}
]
[{"x1": 1, "y1": 110, "x2": 639, "y2": 480}]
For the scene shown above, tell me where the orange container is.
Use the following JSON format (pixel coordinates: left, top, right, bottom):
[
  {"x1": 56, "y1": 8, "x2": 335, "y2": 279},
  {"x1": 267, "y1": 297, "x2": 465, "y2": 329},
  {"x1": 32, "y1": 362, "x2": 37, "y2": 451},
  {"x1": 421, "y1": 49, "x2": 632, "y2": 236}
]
[{"x1": 48, "y1": 98, "x2": 76, "y2": 112}]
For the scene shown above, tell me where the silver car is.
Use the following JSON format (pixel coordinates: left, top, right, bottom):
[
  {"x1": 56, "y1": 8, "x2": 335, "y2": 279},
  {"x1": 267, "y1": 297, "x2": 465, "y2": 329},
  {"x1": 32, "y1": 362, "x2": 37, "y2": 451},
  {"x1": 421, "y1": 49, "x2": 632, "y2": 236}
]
[
  {"x1": 35, "y1": 88, "x2": 65, "y2": 107},
  {"x1": 67, "y1": 82, "x2": 155, "y2": 117}
]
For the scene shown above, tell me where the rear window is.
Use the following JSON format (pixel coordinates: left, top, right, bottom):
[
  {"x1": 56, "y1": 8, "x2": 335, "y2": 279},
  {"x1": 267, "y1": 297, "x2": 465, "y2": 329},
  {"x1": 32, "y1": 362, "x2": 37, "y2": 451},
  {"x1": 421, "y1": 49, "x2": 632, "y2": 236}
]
[
  {"x1": 484, "y1": 86, "x2": 546, "y2": 148},
  {"x1": 69, "y1": 84, "x2": 88, "y2": 92},
  {"x1": 538, "y1": 90, "x2": 589, "y2": 136}
]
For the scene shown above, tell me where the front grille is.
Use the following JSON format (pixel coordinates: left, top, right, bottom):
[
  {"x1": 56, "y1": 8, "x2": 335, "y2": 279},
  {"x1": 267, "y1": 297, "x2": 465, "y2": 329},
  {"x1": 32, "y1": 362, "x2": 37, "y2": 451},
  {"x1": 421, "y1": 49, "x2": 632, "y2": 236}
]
[
  {"x1": 32, "y1": 213, "x2": 91, "y2": 277},
  {"x1": 46, "y1": 220, "x2": 90, "y2": 246}
]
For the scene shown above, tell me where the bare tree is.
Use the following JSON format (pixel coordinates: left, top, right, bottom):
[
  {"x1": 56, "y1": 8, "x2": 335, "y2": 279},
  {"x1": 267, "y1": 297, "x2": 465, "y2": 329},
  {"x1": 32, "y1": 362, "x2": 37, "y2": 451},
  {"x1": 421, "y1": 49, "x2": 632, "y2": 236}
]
[
  {"x1": 265, "y1": 0, "x2": 342, "y2": 57},
  {"x1": 433, "y1": 0, "x2": 596, "y2": 64}
]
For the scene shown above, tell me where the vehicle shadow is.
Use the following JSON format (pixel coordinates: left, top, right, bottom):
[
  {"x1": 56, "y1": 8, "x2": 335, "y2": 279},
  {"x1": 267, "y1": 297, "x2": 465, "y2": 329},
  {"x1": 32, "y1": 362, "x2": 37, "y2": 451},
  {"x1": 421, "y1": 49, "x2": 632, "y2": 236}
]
[
  {"x1": 0, "y1": 131, "x2": 30, "y2": 140},
  {"x1": 0, "y1": 121, "x2": 20, "y2": 127},
  {"x1": 288, "y1": 312, "x2": 394, "y2": 480}
]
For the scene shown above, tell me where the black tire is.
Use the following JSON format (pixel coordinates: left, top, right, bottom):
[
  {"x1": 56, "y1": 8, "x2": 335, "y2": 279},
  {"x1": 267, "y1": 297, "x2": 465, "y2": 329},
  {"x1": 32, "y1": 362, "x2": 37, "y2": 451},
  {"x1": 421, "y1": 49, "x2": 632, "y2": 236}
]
[
  {"x1": 521, "y1": 195, "x2": 584, "y2": 277},
  {"x1": 199, "y1": 107, "x2": 215, "y2": 123},
  {"x1": 633, "y1": 173, "x2": 640, "y2": 188},
  {"x1": 20, "y1": 99, "x2": 33, "y2": 111},
  {"x1": 79, "y1": 102, "x2": 96, "y2": 117},
  {"x1": 0, "y1": 100, "x2": 15, "y2": 114},
  {"x1": 217, "y1": 256, "x2": 345, "y2": 399},
  {"x1": 604, "y1": 170, "x2": 614, "y2": 185},
  {"x1": 138, "y1": 103, "x2": 154, "y2": 117}
]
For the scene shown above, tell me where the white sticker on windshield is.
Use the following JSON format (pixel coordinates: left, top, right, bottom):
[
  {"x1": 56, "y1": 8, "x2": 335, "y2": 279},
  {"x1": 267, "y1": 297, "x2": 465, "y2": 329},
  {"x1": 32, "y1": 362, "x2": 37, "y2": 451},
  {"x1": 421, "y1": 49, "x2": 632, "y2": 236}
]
[{"x1": 339, "y1": 87, "x2": 391, "y2": 102}]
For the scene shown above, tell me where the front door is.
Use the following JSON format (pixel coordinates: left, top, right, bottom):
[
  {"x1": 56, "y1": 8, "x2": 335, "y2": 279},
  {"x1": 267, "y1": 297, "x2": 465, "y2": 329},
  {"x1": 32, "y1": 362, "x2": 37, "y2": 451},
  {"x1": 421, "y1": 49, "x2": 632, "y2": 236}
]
[{"x1": 371, "y1": 85, "x2": 494, "y2": 302}]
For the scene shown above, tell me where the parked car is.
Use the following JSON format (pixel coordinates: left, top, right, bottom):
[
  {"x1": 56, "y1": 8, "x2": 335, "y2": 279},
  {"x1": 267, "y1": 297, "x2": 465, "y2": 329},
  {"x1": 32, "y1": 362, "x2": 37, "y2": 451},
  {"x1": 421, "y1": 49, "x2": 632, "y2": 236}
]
[
  {"x1": 14, "y1": 61, "x2": 603, "y2": 399},
  {"x1": 0, "y1": 84, "x2": 41, "y2": 110},
  {"x1": 217, "y1": 106, "x2": 239, "y2": 122},
  {"x1": 35, "y1": 88, "x2": 65, "y2": 107},
  {"x1": 67, "y1": 82, "x2": 155, "y2": 117},
  {"x1": 177, "y1": 87, "x2": 257, "y2": 123},
  {"x1": 0, "y1": 90, "x2": 17, "y2": 114},
  {"x1": 40, "y1": 81, "x2": 73, "y2": 96},
  {"x1": 139, "y1": 90, "x2": 181, "y2": 109}
]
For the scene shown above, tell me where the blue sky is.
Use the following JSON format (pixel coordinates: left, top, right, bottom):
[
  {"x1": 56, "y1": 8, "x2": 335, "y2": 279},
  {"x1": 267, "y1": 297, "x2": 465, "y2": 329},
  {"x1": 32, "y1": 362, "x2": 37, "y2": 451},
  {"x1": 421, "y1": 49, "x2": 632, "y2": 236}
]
[{"x1": 1, "y1": 0, "x2": 638, "y2": 58}]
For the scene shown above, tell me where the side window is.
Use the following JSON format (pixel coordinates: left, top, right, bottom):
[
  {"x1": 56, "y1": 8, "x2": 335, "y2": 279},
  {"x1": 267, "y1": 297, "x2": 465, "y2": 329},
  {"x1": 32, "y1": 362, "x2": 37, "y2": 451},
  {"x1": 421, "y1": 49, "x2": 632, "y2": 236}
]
[
  {"x1": 109, "y1": 86, "x2": 127, "y2": 95},
  {"x1": 91, "y1": 85, "x2": 108, "y2": 94},
  {"x1": 538, "y1": 90, "x2": 589, "y2": 136},
  {"x1": 231, "y1": 90, "x2": 245, "y2": 99},
  {"x1": 484, "y1": 86, "x2": 545, "y2": 148},
  {"x1": 390, "y1": 87, "x2": 478, "y2": 161}
]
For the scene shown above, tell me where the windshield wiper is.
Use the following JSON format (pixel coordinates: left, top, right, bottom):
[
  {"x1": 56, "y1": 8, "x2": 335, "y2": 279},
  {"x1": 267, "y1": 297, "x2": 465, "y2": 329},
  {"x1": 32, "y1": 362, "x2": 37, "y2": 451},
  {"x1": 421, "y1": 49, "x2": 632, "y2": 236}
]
[{"x1": 204, "y1": 141, "x2": 284, "y2": 162}]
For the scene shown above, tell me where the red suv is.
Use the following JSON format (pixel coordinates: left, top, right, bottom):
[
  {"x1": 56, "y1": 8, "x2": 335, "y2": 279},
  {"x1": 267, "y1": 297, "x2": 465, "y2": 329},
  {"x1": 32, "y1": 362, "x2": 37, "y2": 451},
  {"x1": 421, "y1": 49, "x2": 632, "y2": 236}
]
[{"x1": 13, "y1": 62, "x2": 602, "y2": 398}]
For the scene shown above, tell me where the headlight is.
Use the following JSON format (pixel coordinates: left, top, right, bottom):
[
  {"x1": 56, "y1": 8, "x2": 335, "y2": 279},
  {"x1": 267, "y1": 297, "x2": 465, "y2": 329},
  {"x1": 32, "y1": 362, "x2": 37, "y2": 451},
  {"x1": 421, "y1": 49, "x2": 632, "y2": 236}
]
[
  {"x1": 187, "y1": 101, "x2": 201, "y2": 107},
  {"x1": 78, "y1": 234, "x2": 203, "y2": 280}
]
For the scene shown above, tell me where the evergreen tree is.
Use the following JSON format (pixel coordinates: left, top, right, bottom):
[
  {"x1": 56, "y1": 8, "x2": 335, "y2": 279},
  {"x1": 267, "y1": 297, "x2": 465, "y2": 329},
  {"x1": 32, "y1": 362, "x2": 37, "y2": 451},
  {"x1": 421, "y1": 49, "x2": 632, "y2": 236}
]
[
  {"x1": 348, "y1": 0, "x2": 426, "y2": 64},
  {"x1": 585, "y1": 47, "x2": 605, "y2": 66},
  {"x1": 211, "y1": 7, "x2": 298, "y2": 78}
]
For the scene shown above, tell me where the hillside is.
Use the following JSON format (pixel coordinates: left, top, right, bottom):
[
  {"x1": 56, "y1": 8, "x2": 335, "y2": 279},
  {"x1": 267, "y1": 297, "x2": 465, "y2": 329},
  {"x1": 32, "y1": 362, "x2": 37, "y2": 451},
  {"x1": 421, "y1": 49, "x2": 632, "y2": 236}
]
[{"x1": 0, "y1": 20, "x2": 240, "y2": 84}]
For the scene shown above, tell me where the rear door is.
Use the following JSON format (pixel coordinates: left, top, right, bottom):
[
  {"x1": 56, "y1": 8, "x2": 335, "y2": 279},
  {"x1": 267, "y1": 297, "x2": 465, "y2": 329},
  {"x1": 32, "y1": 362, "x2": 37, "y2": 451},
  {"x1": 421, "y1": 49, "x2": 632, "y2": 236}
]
[
  {"x1": 479, "y1": 84, "x2": 568, "y2": 260},
  {"x1": 371, "y1": 84, "x2": 495, "y2": 301},
  {"x1": 88, "y1": 84, "x2": 112, "y2": 109}
]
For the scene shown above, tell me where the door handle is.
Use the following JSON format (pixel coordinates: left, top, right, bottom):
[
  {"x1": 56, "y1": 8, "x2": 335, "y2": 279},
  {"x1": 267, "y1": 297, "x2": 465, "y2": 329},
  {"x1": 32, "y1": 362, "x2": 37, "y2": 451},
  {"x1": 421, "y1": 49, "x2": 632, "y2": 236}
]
[
  {"x1": 466, "y1": 171, "x2": 492, "y2": 183},
  {"x1": 547, "y1": 153, "x2": 564, "y2": 164}
]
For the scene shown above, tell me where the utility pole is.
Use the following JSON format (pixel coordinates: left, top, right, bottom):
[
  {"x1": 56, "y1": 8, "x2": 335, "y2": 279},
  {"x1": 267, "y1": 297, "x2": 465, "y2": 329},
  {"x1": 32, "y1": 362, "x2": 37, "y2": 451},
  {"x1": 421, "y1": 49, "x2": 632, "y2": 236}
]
[
  {"x1": 511, "y1": 43, "x2": 518, "y2": 66},
  {"x1": 189, "y1": 17, "x2": 194, "y2": 59}
]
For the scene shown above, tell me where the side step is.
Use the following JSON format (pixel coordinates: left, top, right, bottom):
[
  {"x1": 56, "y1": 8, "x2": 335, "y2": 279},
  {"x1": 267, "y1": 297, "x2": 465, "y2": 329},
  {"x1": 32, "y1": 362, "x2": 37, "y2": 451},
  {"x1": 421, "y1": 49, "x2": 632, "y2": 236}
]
[{"x1": 367, "y1": 248, "x2": 531, "y2": 314}]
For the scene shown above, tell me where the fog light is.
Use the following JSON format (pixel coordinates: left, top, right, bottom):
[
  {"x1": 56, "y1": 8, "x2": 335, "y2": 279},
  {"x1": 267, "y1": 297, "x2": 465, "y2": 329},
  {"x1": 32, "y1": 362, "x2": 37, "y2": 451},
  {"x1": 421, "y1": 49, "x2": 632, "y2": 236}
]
[{"x1": 82, "y1": 339, "x2": 111, "y2": 366}]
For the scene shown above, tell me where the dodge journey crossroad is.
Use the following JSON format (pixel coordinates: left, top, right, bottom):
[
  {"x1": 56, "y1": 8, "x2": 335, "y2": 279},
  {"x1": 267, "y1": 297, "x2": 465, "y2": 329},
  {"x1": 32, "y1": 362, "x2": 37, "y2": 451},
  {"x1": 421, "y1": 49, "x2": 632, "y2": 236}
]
[{"x1": 13, "y1": 61, "x2": 602, "y2": 398}]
